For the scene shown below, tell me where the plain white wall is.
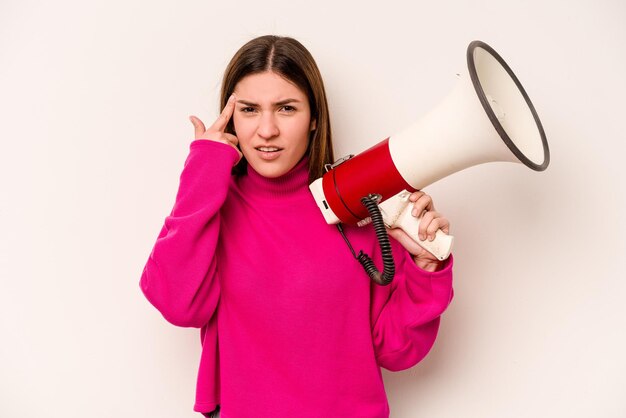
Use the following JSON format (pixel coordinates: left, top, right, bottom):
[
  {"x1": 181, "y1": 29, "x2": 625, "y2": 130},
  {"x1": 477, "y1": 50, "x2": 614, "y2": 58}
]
[{"x1": 1, "y1": 0, "x2": 625, "y2": 417}]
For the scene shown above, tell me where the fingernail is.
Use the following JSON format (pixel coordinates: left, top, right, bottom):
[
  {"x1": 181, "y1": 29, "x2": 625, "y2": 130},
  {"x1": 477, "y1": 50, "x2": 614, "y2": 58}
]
[
  {"x1": 419, "y1": 234, "x2": 426, "y2": 241},
  {"x1": 228, "y1": 94, "x2": 236, "y2": 102}
]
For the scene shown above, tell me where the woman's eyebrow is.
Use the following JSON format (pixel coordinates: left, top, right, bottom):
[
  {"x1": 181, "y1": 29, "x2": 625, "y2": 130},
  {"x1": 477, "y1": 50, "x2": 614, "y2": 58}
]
[
  {"x1": 236, "y1": 99, "x2": 258, "y2": 107},
  {"x1": 274, "y1": 98, "x2": 300, "y2": 106},
  {"x1": 236, "y1": 98, "x2": 301, "y2": 106}
]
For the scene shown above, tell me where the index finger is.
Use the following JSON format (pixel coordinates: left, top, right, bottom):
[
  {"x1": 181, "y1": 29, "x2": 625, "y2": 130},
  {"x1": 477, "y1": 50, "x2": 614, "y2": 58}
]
[
  {"x1": 411, "y1": 194, "x2": 434, "y2": 217},
  {"x1": 210, "y1": 94, "x2": 237, "y2": 132}
]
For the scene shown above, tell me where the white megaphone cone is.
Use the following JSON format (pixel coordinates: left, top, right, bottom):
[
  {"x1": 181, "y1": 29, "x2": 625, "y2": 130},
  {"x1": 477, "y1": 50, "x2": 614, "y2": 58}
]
[{"x1": 309, "y1": 40, "x2": 550, "y2": 261}]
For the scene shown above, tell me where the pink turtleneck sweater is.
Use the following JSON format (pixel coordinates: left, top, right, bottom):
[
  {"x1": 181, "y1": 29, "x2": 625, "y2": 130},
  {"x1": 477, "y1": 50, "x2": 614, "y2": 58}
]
[{"x1": 140, "y1": 140, "x2": 454, "y2": 418}]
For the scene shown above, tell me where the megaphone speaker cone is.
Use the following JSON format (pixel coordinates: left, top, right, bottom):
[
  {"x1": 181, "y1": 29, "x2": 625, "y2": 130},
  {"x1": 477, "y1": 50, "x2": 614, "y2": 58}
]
[{"x1": 467, "y1": 40, "x2": 550, "y2": 171}]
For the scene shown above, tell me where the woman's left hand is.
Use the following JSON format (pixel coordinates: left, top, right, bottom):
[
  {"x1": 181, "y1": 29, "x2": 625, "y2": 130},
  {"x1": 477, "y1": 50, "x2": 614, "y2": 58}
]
[{"x1": 386, "y1": 191, "x2": 450, "y2": 271}]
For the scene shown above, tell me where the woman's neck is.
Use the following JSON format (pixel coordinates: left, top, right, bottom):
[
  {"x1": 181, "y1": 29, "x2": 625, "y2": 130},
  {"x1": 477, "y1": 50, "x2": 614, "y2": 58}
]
[{"x1": 237, "y1": 157, "x2": 311, "y2": 202}]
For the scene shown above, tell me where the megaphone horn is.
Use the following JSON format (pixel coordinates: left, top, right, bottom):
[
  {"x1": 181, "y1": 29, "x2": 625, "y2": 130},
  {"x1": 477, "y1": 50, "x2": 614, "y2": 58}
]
[{"x1": 309, "y1": 40, "x2": 550, "y2": 263}]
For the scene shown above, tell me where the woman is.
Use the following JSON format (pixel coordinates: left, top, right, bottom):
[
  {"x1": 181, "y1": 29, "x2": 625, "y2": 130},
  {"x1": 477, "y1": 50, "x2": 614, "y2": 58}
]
[{"x1": 140, "y1": 35, "x2": 453, "y2": 418}]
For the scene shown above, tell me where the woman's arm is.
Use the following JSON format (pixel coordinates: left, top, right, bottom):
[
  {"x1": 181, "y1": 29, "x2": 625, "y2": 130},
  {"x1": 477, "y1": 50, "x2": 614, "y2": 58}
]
[
  {"x1": 140, "y1": 99, "x2": 240, "y2": 328},
  {"x1": 139, "y1": 140, "x2": 239, "y2": 328},
  {"x1": 369, "y1": 240, "x2": 454, "y2": 371},
  {"x1": 370, "y1": 190, "x2": 453, "y2": 371}
]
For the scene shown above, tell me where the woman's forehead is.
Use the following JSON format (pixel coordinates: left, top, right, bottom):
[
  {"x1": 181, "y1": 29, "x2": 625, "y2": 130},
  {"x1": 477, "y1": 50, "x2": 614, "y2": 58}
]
[{"x1": 234, "y1": 71, "x2": 307, "y2": 103}]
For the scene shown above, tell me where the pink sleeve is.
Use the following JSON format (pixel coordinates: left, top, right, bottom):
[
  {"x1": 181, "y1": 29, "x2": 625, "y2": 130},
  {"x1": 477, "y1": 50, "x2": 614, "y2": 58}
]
[
  {"x1": 370, "y1": 239, "x2": 454, "y2": 371},
  {"x1": 139, "y1": 140, "x2": 240, "y2": 328}
]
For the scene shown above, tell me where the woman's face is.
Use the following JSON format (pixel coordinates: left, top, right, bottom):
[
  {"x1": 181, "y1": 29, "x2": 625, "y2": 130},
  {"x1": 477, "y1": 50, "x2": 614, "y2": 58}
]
[{"x1": 233, "y1": 71, "x2": 315, "y2": 178}]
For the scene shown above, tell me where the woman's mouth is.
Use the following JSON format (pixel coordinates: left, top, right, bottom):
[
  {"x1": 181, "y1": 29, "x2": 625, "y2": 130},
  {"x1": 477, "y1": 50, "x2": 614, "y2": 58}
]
[{"x1": 255, "y1": 146, "x2": 283, "y2": 160}]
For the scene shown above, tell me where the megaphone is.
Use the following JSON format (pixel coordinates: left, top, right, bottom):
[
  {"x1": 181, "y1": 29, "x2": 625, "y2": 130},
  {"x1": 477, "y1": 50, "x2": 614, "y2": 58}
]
[{"x1": 309, "y1": 40, "x2": 550, "y2": 268}]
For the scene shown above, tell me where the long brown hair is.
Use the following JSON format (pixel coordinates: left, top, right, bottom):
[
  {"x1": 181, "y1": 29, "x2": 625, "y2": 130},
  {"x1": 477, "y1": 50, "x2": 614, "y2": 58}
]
[{"x1": 220, "y1": 35, "x2": 334, "y2": 183}]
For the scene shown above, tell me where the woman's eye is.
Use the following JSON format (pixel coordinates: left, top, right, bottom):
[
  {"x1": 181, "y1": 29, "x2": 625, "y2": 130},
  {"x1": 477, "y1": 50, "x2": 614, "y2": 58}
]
[
  {"x1": 240, "y1": 107, "x2": 255, "y2": 113},
  {"x1": 281, "y1": 105, "x2": 296, "y2": 112}
]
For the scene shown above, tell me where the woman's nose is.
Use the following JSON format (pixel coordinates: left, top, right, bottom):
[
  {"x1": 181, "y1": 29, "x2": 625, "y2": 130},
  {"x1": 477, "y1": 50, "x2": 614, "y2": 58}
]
[{"x1": 257, "y1": 113, "x2": 280, "y2": 139}]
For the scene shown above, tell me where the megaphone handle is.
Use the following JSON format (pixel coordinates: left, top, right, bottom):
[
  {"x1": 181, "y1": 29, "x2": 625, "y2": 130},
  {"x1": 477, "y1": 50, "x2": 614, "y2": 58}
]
[{"x1": 391, "y1": 206, "x2": 454, "y2": 261}]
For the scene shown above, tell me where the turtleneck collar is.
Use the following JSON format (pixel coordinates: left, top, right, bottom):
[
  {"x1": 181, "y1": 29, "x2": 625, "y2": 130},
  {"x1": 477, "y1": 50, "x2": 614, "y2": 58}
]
[{"x1": 237, "y1": 156, "x2": 311, "y2": 202}]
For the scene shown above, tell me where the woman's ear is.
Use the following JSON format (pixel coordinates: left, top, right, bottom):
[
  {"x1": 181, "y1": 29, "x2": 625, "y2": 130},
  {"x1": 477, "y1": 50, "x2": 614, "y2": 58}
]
[{"x1": 310, "y1": 119, "x2": 317, "y2": 131}]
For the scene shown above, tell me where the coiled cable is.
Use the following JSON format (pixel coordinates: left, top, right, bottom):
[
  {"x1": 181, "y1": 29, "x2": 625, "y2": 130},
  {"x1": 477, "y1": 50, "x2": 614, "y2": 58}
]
[{"x1": 336, "y1": 194, "x2": 395, "y2": 286}]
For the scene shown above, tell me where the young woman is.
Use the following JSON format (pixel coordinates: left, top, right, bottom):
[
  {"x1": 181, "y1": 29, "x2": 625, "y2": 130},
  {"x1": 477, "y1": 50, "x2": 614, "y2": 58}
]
[{"x1": 140, "y1": 35, "x2": 454, "y2": 418}]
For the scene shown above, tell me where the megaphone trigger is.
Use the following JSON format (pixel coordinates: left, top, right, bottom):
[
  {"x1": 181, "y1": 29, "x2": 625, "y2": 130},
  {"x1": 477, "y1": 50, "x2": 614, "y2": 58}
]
[{"x1": 379, "y1": 191, "x2": 455, "y2": 261}]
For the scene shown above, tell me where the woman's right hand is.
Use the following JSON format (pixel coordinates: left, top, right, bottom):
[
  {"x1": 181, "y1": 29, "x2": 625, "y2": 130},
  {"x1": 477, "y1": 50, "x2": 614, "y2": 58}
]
[{"x1": 189, "y1": 93, "x2": 242, "y2": 162}]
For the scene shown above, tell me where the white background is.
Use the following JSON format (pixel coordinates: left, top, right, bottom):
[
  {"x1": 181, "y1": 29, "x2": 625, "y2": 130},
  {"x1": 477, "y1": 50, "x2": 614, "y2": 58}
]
[{"x1": 1, "y1": 0, "x2": 625, "y2": 417}]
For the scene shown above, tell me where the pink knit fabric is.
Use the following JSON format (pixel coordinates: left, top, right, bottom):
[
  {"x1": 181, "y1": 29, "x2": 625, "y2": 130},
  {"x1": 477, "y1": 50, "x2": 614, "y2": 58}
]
[{"x1": 140, "y1": 140, "x2": 454, "y2": 417}]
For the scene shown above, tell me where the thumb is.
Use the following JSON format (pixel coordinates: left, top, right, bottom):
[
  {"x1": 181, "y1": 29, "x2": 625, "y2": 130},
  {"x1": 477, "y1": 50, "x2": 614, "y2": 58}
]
[
  {"x1": 189, "y1": 115, "x2": 206, "y2": 139},
  {"x1": 387, "y1": 227, "x2": 426, "y2": 257}
]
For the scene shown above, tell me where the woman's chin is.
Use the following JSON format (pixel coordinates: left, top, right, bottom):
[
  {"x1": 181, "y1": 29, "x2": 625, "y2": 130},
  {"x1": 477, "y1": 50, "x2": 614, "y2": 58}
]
[{"x1": 247, "y1": 160, "x2": 289, "y2": 178}]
